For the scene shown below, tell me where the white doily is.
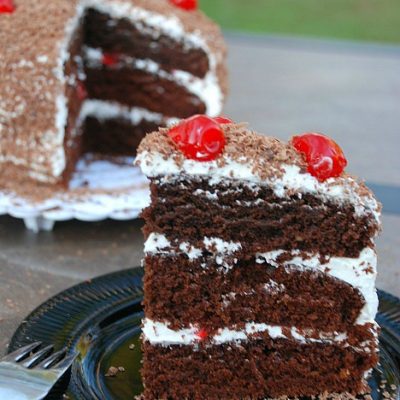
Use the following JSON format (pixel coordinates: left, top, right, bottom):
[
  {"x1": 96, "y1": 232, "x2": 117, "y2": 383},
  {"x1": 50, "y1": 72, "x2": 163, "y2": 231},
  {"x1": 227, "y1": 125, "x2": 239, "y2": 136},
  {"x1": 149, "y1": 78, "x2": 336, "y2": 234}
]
[{"x1": 0, "y1": 155, "x2": 151, "y2": 232}]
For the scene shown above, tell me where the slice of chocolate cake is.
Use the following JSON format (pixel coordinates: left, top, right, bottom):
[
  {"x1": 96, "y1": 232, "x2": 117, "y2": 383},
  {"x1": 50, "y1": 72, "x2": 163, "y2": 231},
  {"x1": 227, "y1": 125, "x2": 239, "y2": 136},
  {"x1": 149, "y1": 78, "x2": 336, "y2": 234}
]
[{"x1": 136, "y1": 116, "x2": 381, "y2": 399}]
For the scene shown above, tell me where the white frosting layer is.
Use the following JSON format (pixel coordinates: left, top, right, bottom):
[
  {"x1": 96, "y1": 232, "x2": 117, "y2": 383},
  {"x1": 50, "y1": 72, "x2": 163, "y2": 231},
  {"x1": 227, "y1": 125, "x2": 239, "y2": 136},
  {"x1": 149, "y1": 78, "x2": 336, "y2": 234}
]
[
  {"x1": 143, "y1": 319, "x2": 378, "y2": 350},
  {"x1": 145, "y1": 232, "x2": 241, "y2": 270},
  {"x1": 79, "y1": 99, "x2": 179, "y2": 126},
  {"x1": 256, "y1": 247, "x2": 378, "y2": 325},
  {"x1": 83, "y1": 47, "x2": 223, "y2": 116},
  {"x1": 137, "y1": 153, "x2": 380, "y2": 222}
]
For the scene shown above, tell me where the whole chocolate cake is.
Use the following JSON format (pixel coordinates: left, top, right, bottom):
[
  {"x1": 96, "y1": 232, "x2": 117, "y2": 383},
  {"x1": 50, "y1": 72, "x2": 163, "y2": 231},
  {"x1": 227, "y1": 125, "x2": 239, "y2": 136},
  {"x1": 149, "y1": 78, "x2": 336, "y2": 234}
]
[
  {"x1": 0, "y1": 0, "x2": 227, "y2": 193},
  {"x1": 136, "y1": 115, "x2": 381, "y2": 399}
]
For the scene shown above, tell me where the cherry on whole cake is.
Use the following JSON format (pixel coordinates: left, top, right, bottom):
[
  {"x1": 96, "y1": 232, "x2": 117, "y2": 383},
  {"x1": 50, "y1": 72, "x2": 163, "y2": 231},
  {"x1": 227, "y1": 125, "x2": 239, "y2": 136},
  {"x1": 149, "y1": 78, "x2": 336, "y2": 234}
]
[
  {"x1": 0, "y1": 0, "x2": 15, "y2": 13},
  {"x1": 169, "y1": 0, "x2": 197, "y2": 11},
  {"x1": 137, "y1": 117, "x2": 381, "y2": 399}
]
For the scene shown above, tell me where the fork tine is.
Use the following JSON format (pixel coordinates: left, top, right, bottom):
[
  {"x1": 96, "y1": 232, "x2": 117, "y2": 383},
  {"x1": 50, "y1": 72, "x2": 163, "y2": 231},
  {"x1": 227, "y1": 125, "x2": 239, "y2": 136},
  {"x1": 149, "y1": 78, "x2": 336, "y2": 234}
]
[
  {"x1": 53, "y1": 351, "x2": 78, "y2": 372},
  {"x1": 2, "y1": 341, "x2": 42, "y2": 362},
  {"x1": 37, "y1": 348, "x2": 67, "y2": 369},
  {"x1": 21, "y1": 344, "x2": 54, "y2": 368}
]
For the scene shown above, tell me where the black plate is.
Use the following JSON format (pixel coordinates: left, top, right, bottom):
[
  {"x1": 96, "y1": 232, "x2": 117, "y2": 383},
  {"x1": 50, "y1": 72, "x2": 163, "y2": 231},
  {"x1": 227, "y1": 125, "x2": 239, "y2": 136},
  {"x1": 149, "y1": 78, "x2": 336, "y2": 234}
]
[{"x1": 8, "y1": 267, "x2": 400, "y2": 400}]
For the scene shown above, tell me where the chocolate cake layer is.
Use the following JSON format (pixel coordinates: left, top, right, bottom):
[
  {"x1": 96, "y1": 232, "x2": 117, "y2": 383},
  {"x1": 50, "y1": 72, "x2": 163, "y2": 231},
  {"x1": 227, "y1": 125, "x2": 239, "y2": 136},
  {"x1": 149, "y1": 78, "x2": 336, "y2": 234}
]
[
  {"x1": 83, "y1": 9, "x2": 210, "y2": 79},
  {"x1": 143, "y1": 255, "x2": 365, "y2": 332},
  {"x1": 82, "y1": 116, "x2": 163, "y2": 156},
  {"x1": 142, "y1": 179, "x2": 378, "y2": 257},
  {"x1": 142, "y1": 339, "x2": 377, "y2": 399},
  {"x1": 85, "y1": 67, "x2": 206, "y2": 118}
]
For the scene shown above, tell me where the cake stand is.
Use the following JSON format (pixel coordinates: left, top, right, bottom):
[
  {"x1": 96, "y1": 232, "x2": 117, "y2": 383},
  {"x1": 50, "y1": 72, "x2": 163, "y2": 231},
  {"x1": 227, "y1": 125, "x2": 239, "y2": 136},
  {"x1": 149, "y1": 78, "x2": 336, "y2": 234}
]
[{"x1": 0, "y1": 155, "x2": 150, "y2": 232}]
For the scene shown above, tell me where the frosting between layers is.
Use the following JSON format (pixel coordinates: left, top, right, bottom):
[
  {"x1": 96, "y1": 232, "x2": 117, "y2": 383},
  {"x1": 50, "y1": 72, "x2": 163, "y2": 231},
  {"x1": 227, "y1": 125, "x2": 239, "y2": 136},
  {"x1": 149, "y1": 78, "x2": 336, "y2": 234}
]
[
  {"x1": 83, "y1": 47, "x2": 223, "y2": 116},
  {"x1": 144, "y1": 233, "x2": 378, "y2": 325},
  {"x1": 79, "y1": 99, "x2": 179, "y2": 126},
  {"x1": 256, "y1": 247, "x2": 378, "y2": 325},
  {"x1": 145, "y1": 232, "x2": 241, "y2": 269},
  {"x1": 142, "y1": 319, "x2": 377, "y2": 351},
  {"x1": 137, "y1": 151, "x2": 380, "y2": 223}
]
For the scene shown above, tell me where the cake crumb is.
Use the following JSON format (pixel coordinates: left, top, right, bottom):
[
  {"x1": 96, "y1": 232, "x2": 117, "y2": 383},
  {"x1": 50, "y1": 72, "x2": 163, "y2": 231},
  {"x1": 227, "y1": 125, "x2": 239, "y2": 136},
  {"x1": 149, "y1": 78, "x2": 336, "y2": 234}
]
[
  {"x1": 105, "y1": 366, "x2": 125, "y2": 377},
  {"x1": 129, "y1": 343, "x2": 135, "y2": 350}
]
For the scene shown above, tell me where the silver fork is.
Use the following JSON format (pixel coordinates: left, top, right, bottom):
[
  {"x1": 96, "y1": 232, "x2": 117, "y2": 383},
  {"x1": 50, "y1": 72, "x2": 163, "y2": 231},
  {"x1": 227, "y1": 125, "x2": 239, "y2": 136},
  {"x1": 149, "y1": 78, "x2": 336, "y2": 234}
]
[{"x1": 0, "y1": 342, "x2": 77, "y2": 400}]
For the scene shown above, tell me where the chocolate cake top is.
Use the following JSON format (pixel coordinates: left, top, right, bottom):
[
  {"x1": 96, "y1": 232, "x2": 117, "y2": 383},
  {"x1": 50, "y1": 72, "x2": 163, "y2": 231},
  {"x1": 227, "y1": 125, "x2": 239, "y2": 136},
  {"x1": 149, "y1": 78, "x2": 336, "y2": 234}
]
[
  {"x1": 138, "y1": 123, "x2": 306, "y2": 178},
  {"x1": 0, "y1": 0, "x2": 227, "y2": 183},
  {"x1": 136, "y1": 122, "x2": 381, "y2": 222}
]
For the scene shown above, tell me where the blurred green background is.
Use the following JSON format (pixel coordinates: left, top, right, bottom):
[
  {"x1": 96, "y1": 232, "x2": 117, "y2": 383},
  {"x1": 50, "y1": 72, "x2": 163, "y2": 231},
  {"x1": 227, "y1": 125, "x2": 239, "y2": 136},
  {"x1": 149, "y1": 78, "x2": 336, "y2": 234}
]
[{"x1": 200, "y1": 0, "x2": 400, "y2": 44}]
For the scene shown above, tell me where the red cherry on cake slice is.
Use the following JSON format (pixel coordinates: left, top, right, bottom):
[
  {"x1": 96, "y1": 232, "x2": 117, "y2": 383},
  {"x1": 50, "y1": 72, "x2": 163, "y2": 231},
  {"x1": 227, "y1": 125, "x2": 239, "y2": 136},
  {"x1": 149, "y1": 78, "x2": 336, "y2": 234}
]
[
  {"x1": 102, "y1": 53, "x2": 120, "y2": 67},
  {"x1": 168, "y1": 115, "x2": 226, "y2": 162},
  {"x1": 214, "y1": 116, "x2": 233, "y2": 124},
  {"x1": 196, "y1": 328, "x2": 208, "y2": 341},
  {"x1": 291, "y1": 132, "x2": 348, "y2": 181},
  {"x1": 0, "y1": 0, "x2": 15, "y2": 13},
  {"x1": 169, "y1": 0, "x2": 197, "y2": 11}
]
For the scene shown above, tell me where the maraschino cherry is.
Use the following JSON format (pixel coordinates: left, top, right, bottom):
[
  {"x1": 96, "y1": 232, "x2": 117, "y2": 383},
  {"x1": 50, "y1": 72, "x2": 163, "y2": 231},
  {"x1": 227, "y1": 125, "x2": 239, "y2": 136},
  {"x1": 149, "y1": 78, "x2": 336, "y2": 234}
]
[
  {"x1": 214, "y1": 116, "x2": 233, "y2": 124},
  {"x1": 169, "y1": 0, "x2": 197, "y2": 11},
  {"x1": 168, "y1": 115, "x2": 226, "y2": 162},
  {"x1": 196, "y1": 328, "x2": 208, "y2": 341},
  {"x1": 102, "y1": 53, "x2": 120, "y2": 67},
  {"x1": 0, "y1": 0, "x2": 15, "y2": 13},
  {"x1": 291, "y1": 132, "x2": 347, "y2": 181}
]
